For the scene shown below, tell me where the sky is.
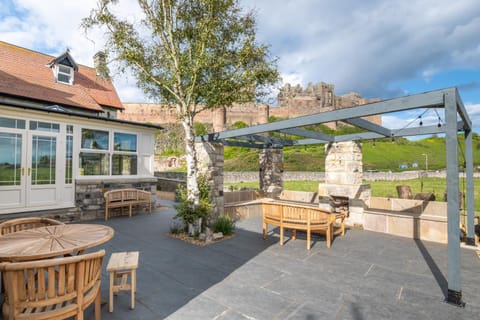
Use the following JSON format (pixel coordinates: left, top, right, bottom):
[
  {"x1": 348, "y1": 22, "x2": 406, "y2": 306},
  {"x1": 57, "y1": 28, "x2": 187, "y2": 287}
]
[{"x1": 1, "y1": 0, "x2": 480, "y2": 133}]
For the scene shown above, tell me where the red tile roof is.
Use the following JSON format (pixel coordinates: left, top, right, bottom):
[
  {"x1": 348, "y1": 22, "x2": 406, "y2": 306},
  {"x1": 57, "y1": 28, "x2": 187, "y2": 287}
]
[{"x1": 0, "y1": 41, "x2": 124, "y2": 111}]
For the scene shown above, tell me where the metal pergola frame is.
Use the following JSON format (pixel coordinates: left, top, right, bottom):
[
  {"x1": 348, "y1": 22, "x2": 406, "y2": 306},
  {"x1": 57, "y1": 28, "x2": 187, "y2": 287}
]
[{"x1": 198, "y1": 87, "x2": 475, "y2": 306}]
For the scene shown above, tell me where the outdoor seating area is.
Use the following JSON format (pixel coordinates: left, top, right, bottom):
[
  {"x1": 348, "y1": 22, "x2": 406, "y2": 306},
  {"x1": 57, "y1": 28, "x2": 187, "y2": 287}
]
[
  {"x1": 104, "y1": 188, "x2": 152, "y2": 221},
  {"x1": 262, "y1": 200, "x2": 340, "y2": 249},
  {"x1": 2, "y1": 203, "x2": 479, "y2": 319}
]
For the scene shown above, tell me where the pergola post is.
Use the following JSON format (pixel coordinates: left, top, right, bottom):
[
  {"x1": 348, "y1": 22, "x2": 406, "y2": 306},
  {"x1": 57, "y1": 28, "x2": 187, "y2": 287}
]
[
  {"x1": 444, "y1": 91, "x2": 464, "y2": 306},
  {"x1": 259, "y1": 147, "x2": 284, "y2": 198},
  {"x1": 464, "y1": 128, "x2": 475, "y2": 246},
  {"x1": 196, "y1": 141, "x2": 225, "y2": 222}
]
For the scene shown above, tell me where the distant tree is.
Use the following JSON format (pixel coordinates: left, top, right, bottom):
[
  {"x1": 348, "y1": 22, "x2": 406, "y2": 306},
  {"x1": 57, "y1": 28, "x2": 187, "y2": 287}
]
[
  {"x1": 83, "y1": 0, "x2": 279, "y2": 206},
  {"x1": 232, "y1": 121, "x2": 248, "y2": 129}
]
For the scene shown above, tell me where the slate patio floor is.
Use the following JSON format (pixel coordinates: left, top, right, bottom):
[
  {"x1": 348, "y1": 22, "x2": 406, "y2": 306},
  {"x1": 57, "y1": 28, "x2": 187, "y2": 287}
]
[{"x1": 3, "y1": 200, "x2": 479, "y2": 319}]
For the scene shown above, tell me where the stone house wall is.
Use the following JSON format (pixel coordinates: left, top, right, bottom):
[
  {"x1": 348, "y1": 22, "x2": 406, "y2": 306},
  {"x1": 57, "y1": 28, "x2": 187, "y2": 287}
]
[{"x1": 75, "y1": 178, "x2": 157, "y2": 220}]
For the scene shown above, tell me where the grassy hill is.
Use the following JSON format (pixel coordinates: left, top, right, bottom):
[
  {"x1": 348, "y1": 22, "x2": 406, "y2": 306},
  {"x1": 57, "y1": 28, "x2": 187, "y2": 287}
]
[{"x1": 224, "y1": 129, "x2": 480, "y2": 172}]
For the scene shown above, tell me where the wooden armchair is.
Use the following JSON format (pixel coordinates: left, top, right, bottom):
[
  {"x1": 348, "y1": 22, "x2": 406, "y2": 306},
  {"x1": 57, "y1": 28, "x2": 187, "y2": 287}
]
[
  {"x1": 0, "y1": 249, "x2": 105, "y2": 320},
  {"x1": 0, "y1": 217, "x2": 64, "y2": 235}
]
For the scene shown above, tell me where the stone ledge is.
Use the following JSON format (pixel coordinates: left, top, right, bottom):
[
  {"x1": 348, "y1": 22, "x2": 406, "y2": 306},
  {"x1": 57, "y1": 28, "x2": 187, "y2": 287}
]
[{"x1": 76, "y1": 176, "x2": 158, "y2": 184}]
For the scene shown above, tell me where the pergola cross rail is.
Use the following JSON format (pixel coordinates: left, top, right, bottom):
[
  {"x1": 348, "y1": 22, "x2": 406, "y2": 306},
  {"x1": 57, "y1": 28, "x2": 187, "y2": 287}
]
[{"x1": 197, "y1": 87, "x2": 475, "y2": 306}]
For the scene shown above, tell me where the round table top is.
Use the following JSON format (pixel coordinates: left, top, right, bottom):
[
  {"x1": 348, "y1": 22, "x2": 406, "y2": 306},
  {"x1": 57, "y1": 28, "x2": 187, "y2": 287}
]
[{"x1": 0, "y1": 224, "x2": 114, "y2": 262}]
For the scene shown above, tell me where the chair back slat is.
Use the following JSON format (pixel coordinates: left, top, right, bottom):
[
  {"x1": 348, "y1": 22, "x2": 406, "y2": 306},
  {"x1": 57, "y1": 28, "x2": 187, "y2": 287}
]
[
  {"x1": 67, "y1": 263, "x2": 75, "y2": 293},
  {"x1": 37, "y1": 267, "x2": 46, "y2": 300},
  {"x1": 27, "y1": 269, "x2": 36, "y2": 300},
  {"x1": 58, "y1": 264, "x2": 66, "y2": 296}
]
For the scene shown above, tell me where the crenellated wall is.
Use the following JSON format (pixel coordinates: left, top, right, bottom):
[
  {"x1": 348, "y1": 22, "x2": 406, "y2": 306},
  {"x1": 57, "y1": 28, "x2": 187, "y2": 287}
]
[{"x1": 119, "y1": 82, "x2": 381, "y2": 129}]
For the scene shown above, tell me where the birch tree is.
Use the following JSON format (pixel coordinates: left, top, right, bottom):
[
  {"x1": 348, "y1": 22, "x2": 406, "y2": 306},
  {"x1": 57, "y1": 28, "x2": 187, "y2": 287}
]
[{"x1": 83, "y1": 0, "x2": 278, "y2": 206}]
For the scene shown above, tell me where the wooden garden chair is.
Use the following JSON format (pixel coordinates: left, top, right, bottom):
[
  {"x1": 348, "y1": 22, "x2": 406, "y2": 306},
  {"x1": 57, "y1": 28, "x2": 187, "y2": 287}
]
[
  {"x1": 0, "y1": 217, "x2": 64, "y2": 235},
  {"x1": 0, "y1": 249, "x2": 105, "y2": 320}
]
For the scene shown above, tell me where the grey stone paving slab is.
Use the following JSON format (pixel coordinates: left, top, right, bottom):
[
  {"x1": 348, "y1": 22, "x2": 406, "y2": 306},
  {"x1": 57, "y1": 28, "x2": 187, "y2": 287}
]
[
  {"x1": 203, "y1": 281, "x2": 300, "y2": 319},
  {"x1": 3, "y1": 204, "x2": 479, "y2": 320}
]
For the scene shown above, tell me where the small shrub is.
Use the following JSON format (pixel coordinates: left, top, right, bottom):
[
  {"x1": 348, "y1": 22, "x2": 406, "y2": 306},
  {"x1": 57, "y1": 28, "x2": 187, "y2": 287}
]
[
  {"x1": 170, "y1": 220, "x2": 185, "y2": 234},
  {"x1": 213, "y1": 215, "x2": 236, "y2": 235}
]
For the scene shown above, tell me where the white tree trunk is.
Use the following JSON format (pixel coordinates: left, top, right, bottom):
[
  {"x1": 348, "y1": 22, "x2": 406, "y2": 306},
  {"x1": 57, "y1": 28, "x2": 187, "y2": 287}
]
[{"x1": 182, "y1": 114, "x2": 200, "y2": 206}]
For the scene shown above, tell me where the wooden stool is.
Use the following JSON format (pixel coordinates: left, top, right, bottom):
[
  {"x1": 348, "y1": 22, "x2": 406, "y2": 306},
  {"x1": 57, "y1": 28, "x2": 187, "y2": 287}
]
[{"x1": 106, "y1": 251, "x2": 139, "y2": 312}]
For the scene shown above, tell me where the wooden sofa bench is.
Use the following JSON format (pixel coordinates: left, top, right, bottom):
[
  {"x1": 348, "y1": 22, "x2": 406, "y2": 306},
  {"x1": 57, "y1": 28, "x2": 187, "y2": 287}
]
[
  {"x1": 262, "y1": 201, "x2": 338, "y2": 250},
  {"x1": 104, "y1": 189, "x2": 152, "y2": 221}
]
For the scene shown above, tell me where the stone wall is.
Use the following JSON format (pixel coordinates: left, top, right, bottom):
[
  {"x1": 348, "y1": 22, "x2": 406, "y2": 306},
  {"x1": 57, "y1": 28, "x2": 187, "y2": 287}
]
[
  {"x1": 325, "y1": 141, "x2": 363, "y2": 184},
  {"x1": 196, "y1": 142, "x2": 225, "y2": 221},
  {"x1": 259, "y1": 148, "x2": 284, "y2": 197},
  {"x1": 119, "y1": 82, "x2": 381, "y2": 129},
  {"x1": 75, "y1": 178, "x2": 157, "y2": 220}
]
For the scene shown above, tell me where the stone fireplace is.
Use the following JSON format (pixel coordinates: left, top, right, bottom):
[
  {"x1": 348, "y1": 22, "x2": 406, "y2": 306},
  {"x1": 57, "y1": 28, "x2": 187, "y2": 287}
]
[{"x1": 318, "y1": 141, "x2": 371, "y2": 226}]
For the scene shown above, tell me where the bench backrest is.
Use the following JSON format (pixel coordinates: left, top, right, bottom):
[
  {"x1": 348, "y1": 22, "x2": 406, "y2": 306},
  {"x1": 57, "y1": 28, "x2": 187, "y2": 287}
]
[
  {"x1": 0, "y1": 249, "x2": 105, "y2": 320},
  {"x1": 104, "y1": 189, "x2": 151, "y2": 202},
  {"x1": 263, "y1": 202, "x2": 331, "y2": 224},
  {"x1": 0, "y1": 217, "x2": 64, "y2": 236}
]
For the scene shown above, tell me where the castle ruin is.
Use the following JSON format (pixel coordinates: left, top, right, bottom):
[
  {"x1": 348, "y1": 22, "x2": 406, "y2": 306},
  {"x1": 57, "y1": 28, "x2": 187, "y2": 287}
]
[{"x1": 118, "y1": 82, "x2": 381, "y2": 129}]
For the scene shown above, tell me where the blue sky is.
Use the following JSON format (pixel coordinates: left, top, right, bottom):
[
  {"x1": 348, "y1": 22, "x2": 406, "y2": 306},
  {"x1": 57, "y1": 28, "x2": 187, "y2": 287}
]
[{"x1": 1, "y1": 0, "x2": 479, "y2": 132}]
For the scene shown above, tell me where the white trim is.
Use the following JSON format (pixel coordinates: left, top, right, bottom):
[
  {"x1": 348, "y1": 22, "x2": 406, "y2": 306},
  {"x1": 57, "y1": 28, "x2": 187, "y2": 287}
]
[{"x1": 53, "y1": 64, "x2": 74, "y2": 85}]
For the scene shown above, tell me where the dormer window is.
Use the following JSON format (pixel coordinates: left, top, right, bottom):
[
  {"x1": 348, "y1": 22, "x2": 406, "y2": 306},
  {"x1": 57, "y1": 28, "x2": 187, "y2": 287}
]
[
  {"x1": 47, "y1": 49, "x2": 78, "y2": 85},
  {"x1": 55, "y1": 64, "x2": 74, "y2": 85}
]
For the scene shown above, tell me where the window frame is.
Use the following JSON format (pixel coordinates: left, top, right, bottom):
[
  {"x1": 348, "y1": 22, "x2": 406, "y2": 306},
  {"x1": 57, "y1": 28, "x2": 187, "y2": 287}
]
[
  {"x1": 78, "y1": 127, "x2": 138, "y2": 177},
  {"x1": 54, "y1": 64, "x2": 74, "y2": 85},
  {"x1": 112, "y1": 132, "x2": 138, "y2": 176}
]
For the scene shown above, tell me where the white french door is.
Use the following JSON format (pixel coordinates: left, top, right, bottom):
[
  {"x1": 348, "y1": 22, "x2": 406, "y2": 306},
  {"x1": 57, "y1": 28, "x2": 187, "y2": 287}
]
[
  {"x1": 26, "y1": 132, "x2": 59, "y2": 207},
  {"x1": 0, "y1": 129, "x2": 26, "y2": 209},
  {"x1": 0, "y1": 127, "x2": 61, "y2": 211}
]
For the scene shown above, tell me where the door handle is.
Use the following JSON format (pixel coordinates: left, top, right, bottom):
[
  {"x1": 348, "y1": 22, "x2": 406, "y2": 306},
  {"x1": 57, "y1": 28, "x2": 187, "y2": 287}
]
[
  {"x1": 28, "y1": 168, "x2": 31, "y2": 176},
  {"x1": 21, "y1": 167, "x2": 25, "y2": 176}
]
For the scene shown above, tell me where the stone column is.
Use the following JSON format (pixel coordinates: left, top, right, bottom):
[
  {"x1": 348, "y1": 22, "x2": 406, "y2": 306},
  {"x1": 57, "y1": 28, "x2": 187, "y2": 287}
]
[
  {"x1": 259, "y1": 148, "x2": 283, "y2": 198},
  {"x1": 325, "y1": 141, "x2": 363, "y2": 184},
  {"x1": 319, "y1": 141, "x2": 370, "y2": 226},
  {"x1": 196, "y1": 141, "x2": 224, "y2": 223}
]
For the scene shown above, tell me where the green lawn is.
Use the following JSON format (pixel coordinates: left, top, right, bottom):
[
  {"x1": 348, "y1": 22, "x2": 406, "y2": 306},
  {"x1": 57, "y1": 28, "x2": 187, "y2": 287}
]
[{"x1": 225, "y1": 177, "x2": 480, "y2": 211}]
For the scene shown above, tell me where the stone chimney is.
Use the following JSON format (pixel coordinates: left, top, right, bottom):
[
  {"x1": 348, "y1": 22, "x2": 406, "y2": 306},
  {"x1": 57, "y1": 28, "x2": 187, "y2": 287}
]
[{"x1": 93, "y1": 51, "x2": 110, "y2": 79}]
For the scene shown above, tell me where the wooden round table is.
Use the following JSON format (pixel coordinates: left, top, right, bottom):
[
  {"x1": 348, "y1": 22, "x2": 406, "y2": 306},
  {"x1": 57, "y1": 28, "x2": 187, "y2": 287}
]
[{"x1": 0, "y1": 224, "x2": 114, "y2": 262}]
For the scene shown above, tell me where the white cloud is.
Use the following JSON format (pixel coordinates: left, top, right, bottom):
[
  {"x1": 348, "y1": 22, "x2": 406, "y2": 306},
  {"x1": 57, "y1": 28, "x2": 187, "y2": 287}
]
[
  {"x1": 245, "y1": 0, "x2": 480, "y2": 98},
  {"x1": 1, "y1": 0, "x2": 480, "y2": 107}
]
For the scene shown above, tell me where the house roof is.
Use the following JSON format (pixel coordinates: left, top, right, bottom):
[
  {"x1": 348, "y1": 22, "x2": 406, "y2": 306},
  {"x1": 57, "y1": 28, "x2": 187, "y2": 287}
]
[{"x1": 0, "y1": 41, "x2": 124, "y2": 112}]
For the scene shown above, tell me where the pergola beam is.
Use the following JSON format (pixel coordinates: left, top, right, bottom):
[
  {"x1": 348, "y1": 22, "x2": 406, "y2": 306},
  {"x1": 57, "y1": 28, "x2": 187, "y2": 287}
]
[
  {"x1": 219, "y1": 139, "x2": 269, "y2": 149},
  {"x1": 235, "y1": 134, "x2": 295, "y2": 146},
  {"x1": 455, "y1": 89, "x2": 472, "y2": 130},
  {"x1": 343, "y1": 118, "x2": 391, "y2": 137},
  {"x1": 278, "y1": 128, "x2": 334, "y2": 142},
  {"x1": 197, "y1": 88, "x2": 452, "y2": 143}
]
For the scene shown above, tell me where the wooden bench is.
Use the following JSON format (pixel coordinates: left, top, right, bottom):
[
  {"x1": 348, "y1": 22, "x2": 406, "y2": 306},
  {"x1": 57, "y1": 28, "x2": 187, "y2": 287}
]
[
  {"x1": 104, "y1": 189, "x2": 152, "y2": 221},
  {"x1": 262, "y1": 201, "x2": 338, "y2": 250}
]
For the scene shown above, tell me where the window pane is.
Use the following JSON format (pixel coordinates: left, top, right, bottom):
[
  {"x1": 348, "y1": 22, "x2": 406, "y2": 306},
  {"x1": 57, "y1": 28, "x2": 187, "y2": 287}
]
[
  {"x1": 31, "y1": 136, "x2": 56, "y2": 185},
  {"x1": 0, "y1": 117, "x2": 25, "y2": 129},
  {"x1": 57, "y1": 73, "x2": 71, "y2": 83},
  {"x1": 29, "y1": 121, "x2": 60, "y2": 132},
  {"x1": 59, "y1": 65, "x2": 72, "y2": 74},
  {"x1": 0, "y1": 133, "x2": 22, "y2": 186},
  {"x1": 112, "y1": 154, "x2": 137, "y2": 175},
  {"x1": 79, "y1": 152, "x2": 109, "y2": 176},
  {"x1": 65, "y1": 135, "x2": 73, "y2": 184},
  {"x1": 67, "y1": 125, "x2": 73, "y2": 134},
  {"x1": 114, "y1": 132, "x2": 137, "y2": 152},
  {"x1": 81, "y1": 129, "x2": 109, "y2": 150}
]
